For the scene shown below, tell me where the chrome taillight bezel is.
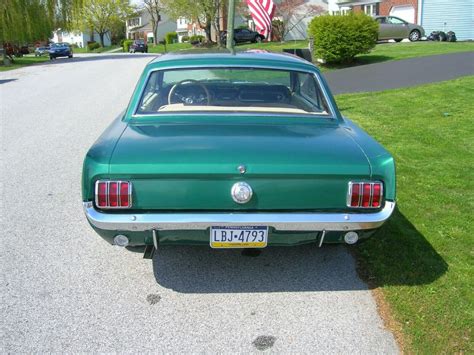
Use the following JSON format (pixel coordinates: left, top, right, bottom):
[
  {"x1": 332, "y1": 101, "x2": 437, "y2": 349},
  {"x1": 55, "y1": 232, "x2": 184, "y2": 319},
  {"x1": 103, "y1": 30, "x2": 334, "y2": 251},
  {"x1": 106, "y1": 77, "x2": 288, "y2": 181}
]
[
  {"x1": 347, "y1": 181, "x2": 384, "y2": 208},
  {"x1": 95, "y1": 180, "x2": 133, "y2": 209}
]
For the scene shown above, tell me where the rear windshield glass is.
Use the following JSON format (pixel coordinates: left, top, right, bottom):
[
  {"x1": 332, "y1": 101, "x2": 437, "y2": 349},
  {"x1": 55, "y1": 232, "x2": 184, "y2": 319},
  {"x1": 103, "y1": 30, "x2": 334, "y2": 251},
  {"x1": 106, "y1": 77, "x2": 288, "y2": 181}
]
[{"x1": 135, "y1": 68, "x2": 331, "y2": 116}]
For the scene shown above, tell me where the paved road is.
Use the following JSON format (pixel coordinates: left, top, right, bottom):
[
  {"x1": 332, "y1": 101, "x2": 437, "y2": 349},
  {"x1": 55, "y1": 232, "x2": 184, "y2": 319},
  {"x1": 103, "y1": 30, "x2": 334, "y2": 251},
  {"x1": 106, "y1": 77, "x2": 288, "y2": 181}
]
[
  {"x1": 0, "y1": 54, "x2": 397, "y2": 353},
  {"x1": 325, "y1": 51, "x2": 474, "y2": 95}
]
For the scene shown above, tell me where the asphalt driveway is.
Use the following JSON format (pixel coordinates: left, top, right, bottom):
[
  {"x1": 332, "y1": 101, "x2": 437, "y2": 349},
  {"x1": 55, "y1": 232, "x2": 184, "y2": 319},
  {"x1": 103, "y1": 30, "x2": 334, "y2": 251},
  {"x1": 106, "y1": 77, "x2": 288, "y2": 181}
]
[
  {"x1": 0, "y1": 54, "x2": 398, "y2": 352},
  {"x1": 325, "y1": 51, "x2": 474, "y2": 94}
]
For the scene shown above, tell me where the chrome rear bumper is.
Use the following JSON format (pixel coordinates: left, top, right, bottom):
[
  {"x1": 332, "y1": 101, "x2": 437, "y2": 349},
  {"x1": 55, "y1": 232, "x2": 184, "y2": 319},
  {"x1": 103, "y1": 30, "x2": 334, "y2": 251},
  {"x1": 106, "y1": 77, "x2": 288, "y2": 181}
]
[{"x1": 83, "y1": 201, "x2": 395, "y2": 232}]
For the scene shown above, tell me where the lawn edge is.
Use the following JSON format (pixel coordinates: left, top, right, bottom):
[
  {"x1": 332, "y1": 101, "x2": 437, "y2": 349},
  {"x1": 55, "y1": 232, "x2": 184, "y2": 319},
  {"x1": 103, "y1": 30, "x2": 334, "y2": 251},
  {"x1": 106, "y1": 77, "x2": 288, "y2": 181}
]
[{"x1": 349, "y1": 246, "x2": 409, "y2": 354}]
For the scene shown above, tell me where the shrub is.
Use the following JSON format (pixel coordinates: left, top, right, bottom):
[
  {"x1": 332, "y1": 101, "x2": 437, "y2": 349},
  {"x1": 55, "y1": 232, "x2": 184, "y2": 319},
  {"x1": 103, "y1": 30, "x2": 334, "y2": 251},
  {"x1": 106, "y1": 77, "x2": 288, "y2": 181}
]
[
  {"x1": 165, "y1": 32, "x2": 178, "y2": 44},
  {"x1": 308, "y1": 13, "x2": 378, "y2": 64},
  {"x1": 181, "y1": 35, "x2": 189, "y2": 42},
  {"x1": 189, "y1": 35, "x2": 205, "y2": 43},
  {"x1": 87, "y1": 42, "x2": 101, "y2": 51},
  {"x1": 123, "y1": 39, "x2": 134, "y2": 52}
]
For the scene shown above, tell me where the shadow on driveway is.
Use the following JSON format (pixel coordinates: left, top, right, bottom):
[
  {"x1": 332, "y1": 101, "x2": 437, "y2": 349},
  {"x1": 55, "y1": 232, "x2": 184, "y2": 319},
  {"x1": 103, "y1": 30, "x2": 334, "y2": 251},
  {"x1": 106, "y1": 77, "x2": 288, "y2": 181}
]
[
  {"x1": 151, "y1": 210, "x2": 447, "y2": 293},
  {"x1": 0, "y1": 79, "x2": 17, "y2": 84}
]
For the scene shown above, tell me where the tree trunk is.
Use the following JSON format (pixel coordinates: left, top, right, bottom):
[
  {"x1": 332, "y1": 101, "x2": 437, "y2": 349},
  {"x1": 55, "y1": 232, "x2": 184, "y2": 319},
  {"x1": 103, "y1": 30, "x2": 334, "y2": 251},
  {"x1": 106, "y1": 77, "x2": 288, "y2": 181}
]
[
  {"x1": 153, "y1": 21, "x2": 158, "y2": 44},
  {"x1": 99, "y1": 32, "x2": 105, "y2": 47},
  {"x1": 213, "y1": 17, "x2": 222, "y2": 46}
]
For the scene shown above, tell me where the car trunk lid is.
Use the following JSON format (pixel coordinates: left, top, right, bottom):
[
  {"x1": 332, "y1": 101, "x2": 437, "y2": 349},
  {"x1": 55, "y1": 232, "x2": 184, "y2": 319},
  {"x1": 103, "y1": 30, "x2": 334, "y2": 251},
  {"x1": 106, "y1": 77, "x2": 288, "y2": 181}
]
[{"x1": 109, "y1": 118, "x2": 371, "y2": 210}]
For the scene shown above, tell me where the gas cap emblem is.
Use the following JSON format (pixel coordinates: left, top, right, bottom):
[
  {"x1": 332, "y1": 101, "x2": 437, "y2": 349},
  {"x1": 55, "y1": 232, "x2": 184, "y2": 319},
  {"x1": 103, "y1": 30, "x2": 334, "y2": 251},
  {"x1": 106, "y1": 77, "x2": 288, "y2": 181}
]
[
  {"x1": 231, "y1": 182, "x2": 253, "y2": 204},
  {"x1": 237, "y1": 165, "x2": 246, "y2": 174}
]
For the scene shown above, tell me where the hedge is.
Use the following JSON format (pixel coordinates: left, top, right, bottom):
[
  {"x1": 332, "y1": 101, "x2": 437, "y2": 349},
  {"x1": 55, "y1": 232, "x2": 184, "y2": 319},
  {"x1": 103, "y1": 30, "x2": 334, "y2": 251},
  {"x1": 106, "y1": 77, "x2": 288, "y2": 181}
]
[
  {"x1": 165, "y1": 32, "x2": 178, "y2": 44},
  {"x1": 87, "y1": 42, "x2": 100, "y2": 51},
  {"x1": 189, "y1": 35, "x2": 205, "y2": 43},
  {"x1": 123, "y1": 39, "x2": 134, "y2": 52},
  {"x1": 308, "y1": 13, "x2": 378, "y2": 63}
]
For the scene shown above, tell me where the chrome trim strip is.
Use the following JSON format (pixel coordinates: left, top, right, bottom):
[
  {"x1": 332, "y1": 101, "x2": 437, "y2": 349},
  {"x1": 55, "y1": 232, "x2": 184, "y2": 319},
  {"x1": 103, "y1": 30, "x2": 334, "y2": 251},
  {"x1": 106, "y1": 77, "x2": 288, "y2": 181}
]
[
  {"x1": 152, "y1": 229, "x2": 158, "y2": 250},
  {"x1": 83, "y1": 201, "x2": 395, "y2": 232},
  {"x1": 318, "y1": 230, "x2": 326, "y2": 248}
]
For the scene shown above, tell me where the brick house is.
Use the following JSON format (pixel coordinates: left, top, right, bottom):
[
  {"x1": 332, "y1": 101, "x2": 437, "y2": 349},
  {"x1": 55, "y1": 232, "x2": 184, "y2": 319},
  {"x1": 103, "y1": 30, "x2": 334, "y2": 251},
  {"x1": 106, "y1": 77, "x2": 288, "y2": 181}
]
[{"x1": 328, "y1": 0, "x2": 418, "y2": 23}]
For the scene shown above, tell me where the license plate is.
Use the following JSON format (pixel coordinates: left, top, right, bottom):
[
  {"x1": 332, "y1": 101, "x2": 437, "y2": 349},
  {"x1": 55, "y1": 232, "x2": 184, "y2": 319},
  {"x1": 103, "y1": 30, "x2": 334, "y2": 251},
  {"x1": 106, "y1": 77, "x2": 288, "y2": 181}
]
[{"x1": 210, "y1": 226, "x2": 268, "y2": 248}]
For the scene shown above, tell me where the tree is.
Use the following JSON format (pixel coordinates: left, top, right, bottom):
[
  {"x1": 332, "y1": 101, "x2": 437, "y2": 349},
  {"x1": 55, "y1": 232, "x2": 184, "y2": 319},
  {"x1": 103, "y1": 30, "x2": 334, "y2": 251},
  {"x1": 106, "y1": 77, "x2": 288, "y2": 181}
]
[
  {"x1": 162, "y1": 0, "x2": 223, "y2": 44},
  {"x1": 143, "y1": 0, "x2": 163, "y2": 44},
  {"x1": 1, "y1": 0, "x2": 80, "y2": 64},
  {"x1": 78, "y1": 0, "x2": 134, "y2": 47},
  {"x1": 273, "y1": 0, "x2": 325, "y2": 41}
]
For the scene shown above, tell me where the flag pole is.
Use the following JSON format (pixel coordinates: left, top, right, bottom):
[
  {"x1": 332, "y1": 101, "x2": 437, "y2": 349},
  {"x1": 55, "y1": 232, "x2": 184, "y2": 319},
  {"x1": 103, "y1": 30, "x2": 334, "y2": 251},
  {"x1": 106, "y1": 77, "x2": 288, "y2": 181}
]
[{"x1": 226, "y1": 0, "x2": 236, "y2": 54}]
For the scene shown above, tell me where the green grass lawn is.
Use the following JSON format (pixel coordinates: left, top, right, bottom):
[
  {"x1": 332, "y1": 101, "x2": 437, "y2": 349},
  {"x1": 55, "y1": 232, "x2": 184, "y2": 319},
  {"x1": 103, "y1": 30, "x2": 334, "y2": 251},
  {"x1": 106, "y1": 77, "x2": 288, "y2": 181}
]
[
  {"x1": 336, "y1": 76, "x2": 474, "y2": 353},
  {"x1": 329, "y1": 41, "x2": 474, "y2": 69},
  {"x1": 0, "y1": 55, "x2": 50, "y2": 72},
  {"x1": 148, "y1": 42, "x2": 194, "y2": 53}
]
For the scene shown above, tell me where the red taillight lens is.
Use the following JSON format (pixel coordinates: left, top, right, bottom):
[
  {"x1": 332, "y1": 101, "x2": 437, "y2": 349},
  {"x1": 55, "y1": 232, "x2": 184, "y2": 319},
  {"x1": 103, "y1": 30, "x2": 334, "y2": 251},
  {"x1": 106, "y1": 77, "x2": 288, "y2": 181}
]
[
  {"x1": 109, "y1": 182, "x2": 119, "y2": 207},
  {"x1": 361, "y1": 183, "x2": 371, "y2": 207},
  {"x1": 97, "y1": 182, "x2": 107, "y2": 207},
  {"x1": 372, "y1": 183, "x2": 382, "y2": 208},
  {"x1": 350, "y1": 183, "x2": 361, "y2": 207},
  {"x1": 120, "y1": 182, "x2": 130, "y2": 207},
  {"x1": 348, "y1": 181, "x2": 383, "y2": 208},
  {"x1": 95, "y1": 181, "x2": 132, "y2": 209}
]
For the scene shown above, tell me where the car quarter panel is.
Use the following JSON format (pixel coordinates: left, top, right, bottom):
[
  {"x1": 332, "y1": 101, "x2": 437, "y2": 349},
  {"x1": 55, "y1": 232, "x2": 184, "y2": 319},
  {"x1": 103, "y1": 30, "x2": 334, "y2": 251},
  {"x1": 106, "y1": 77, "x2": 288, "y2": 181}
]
[
  {"x1": 342, "y1": 117, "x2": 396, "y2": 201},
  {"x1": 81, "y1": 113, "x2": 128, "y2": 201}
]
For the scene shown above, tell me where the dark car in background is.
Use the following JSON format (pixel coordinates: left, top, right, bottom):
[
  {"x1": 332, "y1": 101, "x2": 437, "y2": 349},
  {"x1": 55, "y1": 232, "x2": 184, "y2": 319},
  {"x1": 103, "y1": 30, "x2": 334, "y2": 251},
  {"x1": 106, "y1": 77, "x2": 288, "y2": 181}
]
[
  {"x1": 49, "y1": 43, "x2": 73, "y2": 59},
  {"x1": 35, "y1": 46, "x2": 50, "y2": 56},
  {"x1": 375, "y1": 16, "x2": 425, "y2": 42},
  {"x1": 130, "y1": 40, "x2": 148, "y2": 53},
  {"x1": 221, "y1": 28, "x2": 265, "y2": 45}
]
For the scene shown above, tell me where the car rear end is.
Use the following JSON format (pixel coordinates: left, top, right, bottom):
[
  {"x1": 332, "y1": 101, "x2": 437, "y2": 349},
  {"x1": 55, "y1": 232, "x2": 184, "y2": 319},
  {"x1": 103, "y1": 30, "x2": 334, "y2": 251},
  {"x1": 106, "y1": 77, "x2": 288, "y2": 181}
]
[{"x1": 82, "y1": 54, "x2": 396, "y2": 253}]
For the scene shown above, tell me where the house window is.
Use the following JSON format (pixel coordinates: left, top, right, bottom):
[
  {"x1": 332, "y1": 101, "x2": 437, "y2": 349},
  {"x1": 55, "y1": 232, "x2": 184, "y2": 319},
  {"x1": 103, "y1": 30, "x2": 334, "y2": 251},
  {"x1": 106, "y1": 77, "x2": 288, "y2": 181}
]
[
  {"x1": 128, "y1": 17, "x2": 140, "y2": 27},
  {"x1": 364, "y1": 4, "x2": 378, "y2": 16},
  {"x1": 340, "y1": 7, "x2": 351, "y2": 15}
]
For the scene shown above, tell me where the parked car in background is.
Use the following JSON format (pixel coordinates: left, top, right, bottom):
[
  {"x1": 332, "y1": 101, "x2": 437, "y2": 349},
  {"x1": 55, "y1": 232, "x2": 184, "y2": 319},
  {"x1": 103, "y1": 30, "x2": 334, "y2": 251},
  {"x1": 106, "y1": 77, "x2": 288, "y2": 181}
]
[
  {"x1": 49, "y1": 43, "x2": 73, "y2": 59},
  {"x1": 375, "y1": 16, "x2": 425, "y2": 42},
  {"x1": 35, "y1": 46, "x2": 50, "y2": 56},
  {"x1": 82, "y1": 51, "x2": 396, "y2": 258},
  {"x1": 221, "y1": 28, "x2": 265, "y2": 45},
  {"x1": 130, "y1": 40, "x2": 148, "y2": 53}
]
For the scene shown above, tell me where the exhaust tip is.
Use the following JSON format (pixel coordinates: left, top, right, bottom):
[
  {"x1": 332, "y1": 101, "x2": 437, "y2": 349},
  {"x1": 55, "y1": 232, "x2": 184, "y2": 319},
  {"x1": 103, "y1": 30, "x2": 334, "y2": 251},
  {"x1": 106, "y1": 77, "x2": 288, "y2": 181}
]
[
  {"x1": 114, "y1": 234, "x2": 129, "y2": 247},
  {"x1": 344, "y1": 231, "x2": 359, "y2": 245}
]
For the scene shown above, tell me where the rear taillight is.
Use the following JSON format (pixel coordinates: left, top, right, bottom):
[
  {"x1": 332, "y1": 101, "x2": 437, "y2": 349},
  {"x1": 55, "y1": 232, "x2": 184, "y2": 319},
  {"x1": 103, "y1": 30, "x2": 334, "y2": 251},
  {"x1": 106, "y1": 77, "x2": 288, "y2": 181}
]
[
  {"x1": 347, "y1": 181, "x2": 383, "y2": 208},
  {"x1": 95, "y1": 181, "x2": 132, "y2": 209}
]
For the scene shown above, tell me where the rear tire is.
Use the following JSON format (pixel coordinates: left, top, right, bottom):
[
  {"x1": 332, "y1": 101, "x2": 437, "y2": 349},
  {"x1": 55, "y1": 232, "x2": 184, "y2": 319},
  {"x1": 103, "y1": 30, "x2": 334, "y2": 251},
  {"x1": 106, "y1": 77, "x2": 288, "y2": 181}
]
[
  {"x1": 409, "y1": 30, "x2": 421, "y2": 42},
  {"x1": 255, "y1": 36, "x2": 262, "y2": 43}
]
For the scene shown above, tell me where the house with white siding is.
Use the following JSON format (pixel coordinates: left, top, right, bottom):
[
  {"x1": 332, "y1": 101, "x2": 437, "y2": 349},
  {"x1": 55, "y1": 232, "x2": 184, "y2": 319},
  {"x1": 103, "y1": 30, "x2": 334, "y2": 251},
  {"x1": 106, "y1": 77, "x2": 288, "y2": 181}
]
[
  {"x1": 418, "y1": 0, "x2": 473, "y2": 41},
  {"x1": 126, "y1": 9, "x2": 177, "y2": 44},
  {"x1": 51, "y1": 30, "x2": 111, "y2": 48}
]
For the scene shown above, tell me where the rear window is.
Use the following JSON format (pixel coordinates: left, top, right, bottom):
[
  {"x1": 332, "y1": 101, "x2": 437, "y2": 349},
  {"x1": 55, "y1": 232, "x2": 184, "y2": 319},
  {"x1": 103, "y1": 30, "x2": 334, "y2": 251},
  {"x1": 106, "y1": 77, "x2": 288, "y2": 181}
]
[{"x1": 135, "y1": 67, "x2": 332, "y2": 116}]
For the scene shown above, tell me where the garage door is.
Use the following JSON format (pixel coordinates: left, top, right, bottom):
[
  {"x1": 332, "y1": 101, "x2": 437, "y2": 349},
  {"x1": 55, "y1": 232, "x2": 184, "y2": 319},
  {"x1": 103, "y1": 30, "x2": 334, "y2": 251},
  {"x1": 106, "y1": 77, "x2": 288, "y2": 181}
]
[{"x1": 390, "y1": 5, "x2": 415, "y2": 23}]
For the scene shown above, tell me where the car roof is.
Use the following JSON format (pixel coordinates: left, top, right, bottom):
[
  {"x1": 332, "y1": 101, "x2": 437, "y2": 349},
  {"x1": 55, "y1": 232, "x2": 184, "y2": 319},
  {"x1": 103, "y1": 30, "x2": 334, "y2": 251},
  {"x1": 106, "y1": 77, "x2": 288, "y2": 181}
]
[{"x1": 147, "y1": 50, "x2": 316, "y2": 71}]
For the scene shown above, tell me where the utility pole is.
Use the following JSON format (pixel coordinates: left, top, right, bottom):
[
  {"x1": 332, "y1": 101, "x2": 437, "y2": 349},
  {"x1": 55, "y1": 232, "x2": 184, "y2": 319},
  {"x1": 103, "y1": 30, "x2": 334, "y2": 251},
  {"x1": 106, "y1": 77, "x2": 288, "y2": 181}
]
[{"x1": 226, "y1": 0, "x2": 236, "y2": 54}]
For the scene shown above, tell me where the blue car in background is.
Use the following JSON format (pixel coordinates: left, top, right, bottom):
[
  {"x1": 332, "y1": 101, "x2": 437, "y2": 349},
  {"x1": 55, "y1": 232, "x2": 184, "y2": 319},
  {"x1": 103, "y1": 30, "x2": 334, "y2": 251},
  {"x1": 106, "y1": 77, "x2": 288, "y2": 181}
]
[{"x1": 49, "y1": 43, "x2": 73, "y2": 60}]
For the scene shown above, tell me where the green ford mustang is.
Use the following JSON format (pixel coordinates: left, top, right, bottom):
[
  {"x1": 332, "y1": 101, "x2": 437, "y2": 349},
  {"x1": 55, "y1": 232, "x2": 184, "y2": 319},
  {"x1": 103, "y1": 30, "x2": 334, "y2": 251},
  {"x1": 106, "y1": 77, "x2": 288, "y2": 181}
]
[{"x1": 82, "y1": 51, "x2": 396, "y2": 256}]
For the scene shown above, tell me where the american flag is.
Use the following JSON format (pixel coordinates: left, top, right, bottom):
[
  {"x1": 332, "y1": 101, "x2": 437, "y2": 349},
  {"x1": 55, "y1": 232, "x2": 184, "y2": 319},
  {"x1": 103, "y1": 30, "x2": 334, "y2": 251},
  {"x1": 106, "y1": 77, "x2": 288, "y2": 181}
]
[{"x1": 246, "y1": 0, "x2": 276, "y2": 40}]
